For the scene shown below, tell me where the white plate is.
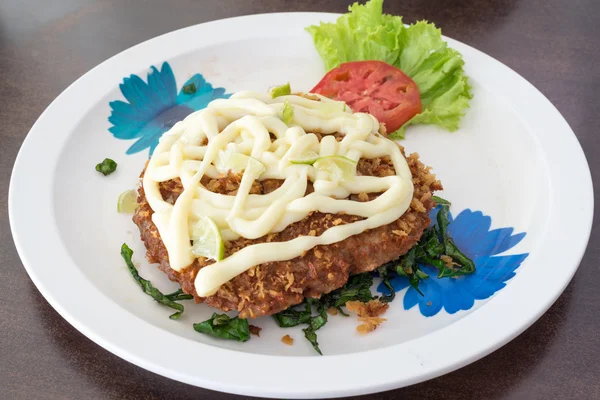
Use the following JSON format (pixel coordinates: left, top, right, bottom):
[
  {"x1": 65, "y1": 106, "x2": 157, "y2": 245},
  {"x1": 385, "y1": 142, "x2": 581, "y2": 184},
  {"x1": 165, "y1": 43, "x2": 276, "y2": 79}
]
[{"x1": 9, "y1": 12, "x2": 593, "y2": 399}]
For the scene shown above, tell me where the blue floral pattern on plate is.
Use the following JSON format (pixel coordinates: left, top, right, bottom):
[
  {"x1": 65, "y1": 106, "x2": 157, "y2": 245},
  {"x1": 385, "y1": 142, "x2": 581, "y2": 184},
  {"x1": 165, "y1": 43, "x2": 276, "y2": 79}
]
[
  {"x1": 377, "y1": 207, "x2": 528, "y2": 317},
  {"x1": 108, "y1": 62, "x2": 230, "y2": 155}
]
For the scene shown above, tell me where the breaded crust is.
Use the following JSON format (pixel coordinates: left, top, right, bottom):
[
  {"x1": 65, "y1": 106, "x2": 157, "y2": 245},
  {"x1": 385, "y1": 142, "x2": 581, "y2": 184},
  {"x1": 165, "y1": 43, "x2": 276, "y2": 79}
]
[{"x1": 133, "y1": 148, "x2": 441, "y2": 318}]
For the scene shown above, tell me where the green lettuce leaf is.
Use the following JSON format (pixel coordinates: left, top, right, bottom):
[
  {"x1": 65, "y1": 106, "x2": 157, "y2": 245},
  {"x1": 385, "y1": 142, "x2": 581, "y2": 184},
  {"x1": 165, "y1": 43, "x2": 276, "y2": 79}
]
[{"x1": 305, "y1": 0, "x2": 472, "y2": 137}]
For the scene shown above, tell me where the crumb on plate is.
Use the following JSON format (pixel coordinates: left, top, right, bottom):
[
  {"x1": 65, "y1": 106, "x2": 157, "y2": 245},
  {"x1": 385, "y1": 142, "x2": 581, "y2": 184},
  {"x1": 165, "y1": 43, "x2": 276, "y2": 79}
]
[
  {"x1": 356, "y1": 317, "x2": 387, "y2": 334},
  {"x1": 346, "y1": 299, "x2": 389, "y2": 335},
  {"x1": 327, "y1": 307, "x2": 339, "y2": 316},
  {"x1": 281, "y1": 334, "x2": 294, "y2": 345},
  {"x1": 249, "y1": 325, "x2": 262, "y2": 337},
  {"x1": 346, "y1": 299, "x2": 389, "y2": 318}
]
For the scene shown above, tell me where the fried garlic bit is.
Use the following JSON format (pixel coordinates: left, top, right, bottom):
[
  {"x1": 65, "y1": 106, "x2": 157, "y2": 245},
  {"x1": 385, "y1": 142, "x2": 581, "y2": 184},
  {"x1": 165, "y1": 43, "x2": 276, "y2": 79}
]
[
  {"x1": 346, "y1": 299, "x2": 389, "y2": 335},
  {"x1": 281, "y1": 334, "x2": 294, "y2": 345},
  {"x1": 249, "y1": 325, "x2": 262, "y2": 337},
  {"x1": 356, "y1": 317, "x2": 387, "y2": 334},
  {"x1": 327, "y1": 307, "x2": 339, "y2": 316}
]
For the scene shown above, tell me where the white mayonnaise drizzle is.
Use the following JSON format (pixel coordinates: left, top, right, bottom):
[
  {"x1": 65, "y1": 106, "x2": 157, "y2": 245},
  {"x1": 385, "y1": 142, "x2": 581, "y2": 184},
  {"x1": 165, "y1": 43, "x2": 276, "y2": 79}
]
[{"x1": 143, "y1": 91, "x2": 414, "y2": 296}]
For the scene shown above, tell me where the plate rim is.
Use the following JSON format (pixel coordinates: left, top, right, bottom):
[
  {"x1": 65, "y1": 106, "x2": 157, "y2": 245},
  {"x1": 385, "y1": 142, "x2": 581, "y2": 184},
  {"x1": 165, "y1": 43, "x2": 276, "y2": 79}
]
[{"x1": 8, "y1": 12, "x2": 594, "y2": 399}]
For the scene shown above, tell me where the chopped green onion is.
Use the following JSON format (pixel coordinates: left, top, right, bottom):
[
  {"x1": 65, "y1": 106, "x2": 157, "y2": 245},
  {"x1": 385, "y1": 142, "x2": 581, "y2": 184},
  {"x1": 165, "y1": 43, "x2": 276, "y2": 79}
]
[
  {"x1": 270, "y1": 82, "x2": 291, "y2": 98},
  {"x1": 96, "y1": 158, "x2": 117, "y2": 176},
  {"x1": 282, "y1": 100, "x2": 294, "y2": 124},
  {"x1": 182, "y1": 82, "x2": 197, "y2": 94}
]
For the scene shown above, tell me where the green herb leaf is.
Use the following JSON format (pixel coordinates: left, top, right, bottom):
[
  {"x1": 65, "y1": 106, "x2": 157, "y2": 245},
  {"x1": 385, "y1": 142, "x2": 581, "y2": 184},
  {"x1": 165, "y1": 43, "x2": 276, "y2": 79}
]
[
  {"x1": 436, "y1": 201, "x2": 451, "y2": 237},
  {"x1": 438, "y1": 239, "x2": 476, "y2": 278},
  {"x1": 193, "y1": 313, "x2": 250, "y2": 342},
  {"x1": 445, "y1": 241, "x2": 475, "y2": 273},
  {"x1": 432, "y1": 195, "x2": 451, "y2": 205},
  {"x1": 182, "y1": 82, "x2": 197, "y2": 94},
  {"x1": 96, "y1": 158, "x2": 117, "y2": 176},
  {"x1": 420, "y1": 255, "x2": 446, "y2": 269},
  {"x1": 274, "y1": 274, "x2": 374, "y2": 355},
  {"x1": 336, "y1": 306, "x2": 349, "y2": 317},
  {"x1": 306, "y1": 0, "x2": 472, "y2": 135},
  {"x1": 164, "y1": 288, "x2": 194, "y2": 302},
  {"x1": 321, "y1": 273, "x2": 375, "y2": 308},
  {"x1": 415, "y1": 269, "x2": 429, "y2": 280},
  {"x1": 377, "y1": 265, "x2": 395, "y2": 303},
  {"x1": 431, "y1": 197, "x2": 476, "y2": 277},
  {"x1": 282, "y1": 100, "x2": 294, "y2": 124},
  {"x1": 421, "y1": 226, "x2": 444, "y2": 257},
  {"x1": 408, "y1": 273, "x2": 424, "y2": 296},
  {"x1": 270, "y1": 82, "x2": 291, "y2": 98},
  {"x1": 273, "y1": 301, "x2": 312, "y2": 327},
  {"x1": 375, "y1": 193, "x2": 474, "y2": 295},
  {"x1": 398, "y1": 245, "x2": 417, "y2": 275},
  {"x1": 303, "y1": 326, "x2": 322, "y2": 355},
  {"x1": 382, "y1": 244, "x2": 427, "y2": 296},
  {"x1": 120, "y1": 243, "x2": 186, "y2": 320},
  {"x1": 307, "y1": 298, "x2": 328, "y2": 331}
]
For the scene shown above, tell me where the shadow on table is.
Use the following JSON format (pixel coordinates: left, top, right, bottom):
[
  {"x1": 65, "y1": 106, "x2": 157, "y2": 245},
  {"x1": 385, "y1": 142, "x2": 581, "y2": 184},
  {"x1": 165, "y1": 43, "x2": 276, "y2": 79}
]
[
  {"x1": 30, "y1": 273, "x2": 572, "y2": 400},
  {"x1": 29, "y1": 285, "x2": 232, "y2": 400}
]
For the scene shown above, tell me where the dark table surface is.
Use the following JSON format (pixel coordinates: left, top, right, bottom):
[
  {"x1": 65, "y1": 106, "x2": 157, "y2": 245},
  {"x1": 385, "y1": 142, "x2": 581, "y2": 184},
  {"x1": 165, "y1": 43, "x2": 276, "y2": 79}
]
[{"x1": 2, "y1": 1, "x2": 599, "y2": 399}]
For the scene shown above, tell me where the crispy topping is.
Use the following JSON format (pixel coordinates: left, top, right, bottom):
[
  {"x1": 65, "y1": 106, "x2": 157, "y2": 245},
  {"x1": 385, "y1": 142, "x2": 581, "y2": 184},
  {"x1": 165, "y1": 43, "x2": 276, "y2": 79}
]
[
  {"x1": 356, "y1": 317, "x2": 387, "y2": 334},
  {"x1": 281, "y1": 334, "x2": 294, "y2": 345},
  {"x1": 346, "y1": 299, "x2": 389, "y2": 317},
  {"x1": 327, "y1": 307, "x2": 339, "y2": 316},
  {"x1": 249, "y1": 325, "x2": 262, "y2": 337}
]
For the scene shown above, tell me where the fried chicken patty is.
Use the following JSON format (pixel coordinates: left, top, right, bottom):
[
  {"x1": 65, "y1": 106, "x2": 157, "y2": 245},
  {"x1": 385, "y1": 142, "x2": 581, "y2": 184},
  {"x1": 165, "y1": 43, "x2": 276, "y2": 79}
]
[{"x1": 133, "y1": 147, "x2": 441, "y2": 318}]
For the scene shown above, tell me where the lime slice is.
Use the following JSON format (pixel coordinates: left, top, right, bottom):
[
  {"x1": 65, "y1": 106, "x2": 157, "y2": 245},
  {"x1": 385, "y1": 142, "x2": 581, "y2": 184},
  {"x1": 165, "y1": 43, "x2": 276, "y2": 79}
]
[
  {"x1": 290, "y1": 150, "x2": 320, "y2": 165},
  {"x1": 117, "y1": 189, "x2": 138, "y2": 213},
  {"x1": 314, "y1": 155, "x2": 358, "y2": 181},
  {"x1": 191, "y1": 216, "x2": 225, "y2": 261},
  {"x1": 215, "y1": 149, "x2": 247, "y2": 172},
  {"x1": 245, "y1": 156, "x2": 266, "y2": 177},
  {"x1": 216, "y1": 149, "x2": 264, "y2": 177}
]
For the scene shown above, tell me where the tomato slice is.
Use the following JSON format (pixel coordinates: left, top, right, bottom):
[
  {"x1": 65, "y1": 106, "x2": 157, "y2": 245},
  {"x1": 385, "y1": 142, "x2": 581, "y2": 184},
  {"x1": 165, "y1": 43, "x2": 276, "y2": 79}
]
[{"x1": 310, "y1": 61, "x2": 421, "y2": 133}]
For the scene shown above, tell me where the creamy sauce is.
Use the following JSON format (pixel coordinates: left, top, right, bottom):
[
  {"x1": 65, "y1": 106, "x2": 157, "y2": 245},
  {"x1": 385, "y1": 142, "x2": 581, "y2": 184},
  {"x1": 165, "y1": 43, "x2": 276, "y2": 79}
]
[{"x1": 143, "y1": 91, "x2": 414, "y2": 297}]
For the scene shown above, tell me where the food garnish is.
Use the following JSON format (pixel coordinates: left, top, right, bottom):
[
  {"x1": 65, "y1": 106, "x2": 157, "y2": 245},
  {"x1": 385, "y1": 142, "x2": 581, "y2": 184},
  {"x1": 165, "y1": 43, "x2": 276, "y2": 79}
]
[
  {"x1": 356, "y1": 317, "x2": 387, "y2": 334},
  {"x1": 95, "y1": 158, "x2": 117, "y2": 176},
  {"x1": 311, "y1": 60, "x2": 421, "y2": 133},
  {"x1": 281, "y1": 100, "x2": 294, "y2": 124},
  {"x1": 193, "y1": 313, "x2": 250, "y2": 342},
  {"x1": 249, "y1": 325, "x2": 262, "y2": 337},
  {"x1": 313, "y1": 155, "x2": 358, "y2": 182},
  {"x1": 306, "y1": 0, "x2": 472, "y2": 138},
  {"x1": 117, "y1": 189, "x2": 138, "y2": 213},
  {"x1": 190, "y1": 216, "x2": 225, "y2": 261},
  {"x1": 215, "y1": 149, "x2": 265, "y2": 175},
  {"x1": 377, "y1": 196, "x2": 475, "y2": 297},
  {"x1": 274, "y1": 274, "x2": 376, "y2": 354},
  {"x1": 346, "y1": 299, "x2": 389, "y2": 317},
  {"x1": 269, "y1": 82, "x2": 291, "y2": 98},
  {"x1": 272, "y1": 197, "x2": 474, "y2": 353},
  {"x1": 163, "y1": 288, "x2": 194, "y2": 301},
  {"x1": 281, "y1": 335, "x2": 294, "y2": 345},
  {"x1": 120, "y1": 243, "x2": 190, "y2": 320},
  {"x1": 273, "y1": 301, "x2": 312, "y2": 327},
  {"x1": 289, "y1": 150, "x2": 320, "y2": 165},
  {"x1": 182, "y1": 82, "x2": 197, "y2": 94}
]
